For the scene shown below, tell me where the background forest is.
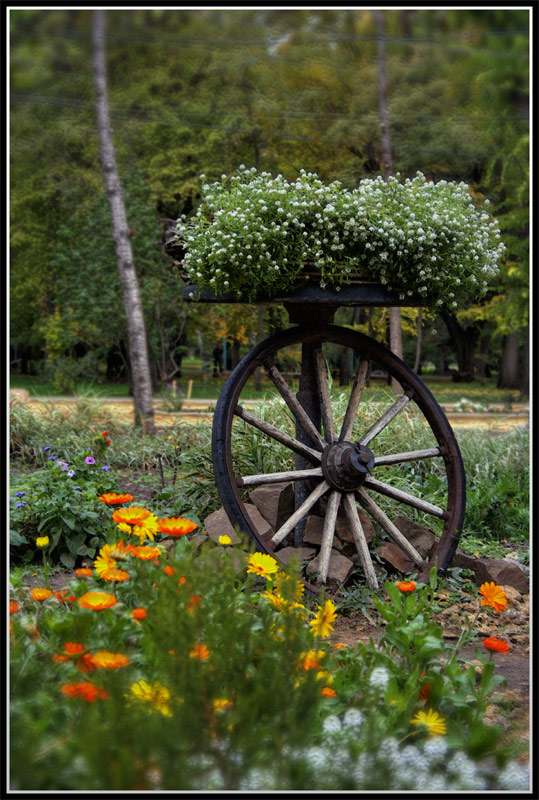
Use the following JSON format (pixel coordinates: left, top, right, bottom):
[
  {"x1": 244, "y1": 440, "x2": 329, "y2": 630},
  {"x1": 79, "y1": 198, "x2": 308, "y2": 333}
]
[{"x1": 9, "y1": 8, "x2": 529, "y2": 397}]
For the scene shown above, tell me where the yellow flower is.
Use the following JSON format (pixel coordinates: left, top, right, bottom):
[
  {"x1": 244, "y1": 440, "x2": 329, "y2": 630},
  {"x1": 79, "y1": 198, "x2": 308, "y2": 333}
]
[
  {"x1": 274, "y1": 571, "x2": 304, "y2": 601},
  {"x1": 246, "y1": 552, "x2": 279, "y2": 578},
  {"x1": 309, "y1": 599, "x2": 338, "y2": 638},
  {"x1": 218, "y1": 535, "x2": 232, "y2": 546},
  {"x1": 299, "y1": 650, "x2": 326, "y2": 671},
  {"x1": 112, "y1": 506, "x2": 151, "y2": 526},
  {"x1": 213, "y1": 698, "x2": 233, "y2": 712},
  {"x1": 410, "y1": 708, "x2": 447, "y2": 737},
  {"x1": 117, "y1": 522, "x2": 131, "y2": 535},
  {"x1": 130, "y1": 513, "x2": 159, "y2": 544},
  {"x1": 36, "y1": 536, "x2": 49, "y2": 548},
  {"x1": 129, "y1": 680, "x2": 172, "y2": 717},
  {"x1": 91, "y1": 651, "x2": 130, "y2": 669}
]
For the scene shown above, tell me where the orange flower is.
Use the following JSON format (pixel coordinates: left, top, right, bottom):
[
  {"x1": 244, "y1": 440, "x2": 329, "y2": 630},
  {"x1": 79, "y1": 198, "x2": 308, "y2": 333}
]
[
  {"x1": 99, "y1": 492, "x2": 134, "y2": 505},
  {"x1": 30, "y1": 588, "x2": 52, "y2": 601},
  {"x1": 419, "y1": 672, "x2": 431, "y2": 700},
  {"x1": 189, "y1": 642, "x2": 210, "y2": 660},
  {"x1": 163, "y1": 565, "x2": 175, "y2": 576},
  {"x1": 75, "y1": 568, "x2": 93, "y2": 577},
  {"x1": 90, "y1": 651, "x2": 130, "y2": 669},
  {"x1": 187, "y1": 595, "x2": 201, "y2": 612},
  {"x1": 53, "y1": 642, "x2": 95, "y2": 672},
  {"x1": 129, "y1": 545, "x2": 161, "y2": 561},
  {"x1": 10, "y1": 601, "x2": 19, "y2": 614},
  {"x1": 321, "y1": 686, "x2": 337, "y2": 697},
  {"x1": 479, "y1": 582, "x2": 507, "y2": 613},
  {"x1": 131, "y1": 607, "x2": 147, "y2": 620},
  {"x1": 332, "y1": 643, "x2": 347, "y2": 651},
  {"x1": 112, "y1": 506, "x2": 151, "y2": 526},
  {"x1": 157, "y1": 516, "x2": 198, "y2": 537},
  {"x1": 78, "y1": 591, "x2": 118, "y2": 610},
  {"x1": 483, "y1": 637, "x2": 511, "y2": 654},
  {"x1": 54, "y1": 590, "x2": 76, "y2": 604},
  {"x1": 60, "y1": 681, "x2": 109, "y2": 702},
  {"x1": 299, "y1": 650, "x2": 325, "y2": 671},
  {"x1": 397, "y1": 581, "x2": 416, "y2": 592},
  {"x1": 178, "y1": 576, "x2": 187, "y2": 585}
]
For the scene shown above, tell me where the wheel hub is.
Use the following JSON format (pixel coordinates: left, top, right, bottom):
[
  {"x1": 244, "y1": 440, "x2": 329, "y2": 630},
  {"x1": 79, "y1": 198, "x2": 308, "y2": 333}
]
[{"x1": 321, "y1": 441, "x2": 375, "y2": 492}]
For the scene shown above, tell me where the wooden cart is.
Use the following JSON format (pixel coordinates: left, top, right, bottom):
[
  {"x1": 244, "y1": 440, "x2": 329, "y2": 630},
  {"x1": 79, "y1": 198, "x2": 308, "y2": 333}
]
[{"x1": 180, "y1": 280, "x2": 466, "y2": 590}]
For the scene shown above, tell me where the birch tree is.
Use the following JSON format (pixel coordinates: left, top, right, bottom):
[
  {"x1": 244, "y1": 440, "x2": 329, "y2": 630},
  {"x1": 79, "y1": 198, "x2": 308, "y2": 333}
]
[{"x1": 92, "y1": 8, "x2": 155, "y2": 431}]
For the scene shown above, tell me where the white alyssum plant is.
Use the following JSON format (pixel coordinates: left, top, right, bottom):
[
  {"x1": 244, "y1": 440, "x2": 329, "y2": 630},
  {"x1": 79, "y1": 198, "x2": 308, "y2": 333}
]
[{"x1": 174, "y1": 165, "x2": 505, "y2": 306}]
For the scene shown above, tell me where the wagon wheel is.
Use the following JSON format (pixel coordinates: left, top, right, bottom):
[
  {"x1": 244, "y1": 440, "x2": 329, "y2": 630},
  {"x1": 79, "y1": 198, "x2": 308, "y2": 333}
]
[{"x1": 212, "y1": 324, "x2": 465, "y2": 590}]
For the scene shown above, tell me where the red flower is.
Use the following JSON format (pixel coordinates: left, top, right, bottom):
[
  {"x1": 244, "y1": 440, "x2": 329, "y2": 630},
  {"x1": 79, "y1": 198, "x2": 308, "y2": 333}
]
[
  {"x1": 483, "y1": 637, "x2": 511, "y2": 654},
  {"x1": 419, "y1": 672, "x2": 431, "y2": 700},
  {"x1": 53, "y1": 642, "x2": 95, "y2": 672},
  {"x1": 54, "y1": 590, "x2": 76, "y2": 604},
  {"x1": 397, "y1": 581, "x2": 416, "y2": 592},
  {"x1": 60, "y1": 681, "x2": 109, "y2": 702},
  {"x1": 101, "y1": 431, "x2": 108, "y2": 438}
]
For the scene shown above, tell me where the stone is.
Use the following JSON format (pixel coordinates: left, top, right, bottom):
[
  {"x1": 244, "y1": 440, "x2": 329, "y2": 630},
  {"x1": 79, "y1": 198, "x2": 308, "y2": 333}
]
[
  {"x1": 377, "y1": 542, "x2": 416, "y2": 573},
  {"x1": 336, "y1": 509, "x2": 374, "y2": 544},
  {"x1": 274, "y1": 546, "x2": 317, "y2": 566},
  {"x1": 451, "y1": 547, "x2": 479, "y2": 571},
  {"x1": 249, "y1": 482, "x2": 295, "y2": 531},
  {"x1": 393, "y1": 515, "x2": 437, "y2": 558},
  {"x1": 306, "y1": 550, "x2": 355, "y2": 584},
  {"x1": 303, "y1": 515, "x2": 344, "y2": 550},
  {"x1": 203, "y1": 504, "x2": 273, "y2": 544},
  {"x1": 472, "y1": 557, "x2": 529, "y2": 593}
]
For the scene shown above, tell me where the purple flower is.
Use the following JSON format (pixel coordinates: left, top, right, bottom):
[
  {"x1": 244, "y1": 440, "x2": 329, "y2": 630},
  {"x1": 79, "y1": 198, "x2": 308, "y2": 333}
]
[
  {"x1": 85, "y1": 456, "x2": 96, "y2": 465},
  {"x1": 101, "y1": 465, "x2": 111, "y2": 471},
  {"x1": 56, "y1": 461, "x2": 69, "y2": 470},
  {"x1": 16, "y1": 502, "x2": 27, "y2": 508},
  {"x1": 75, "y1": 486, "x2": 83, "y2": 491},
  {"x1": 48, "y1": 455, "x2": 57, "y2": 461},
  {"x1": 67, "y1": 469, "x2": 75, "y2": 477},
  {"x1": 15, "y1": 491, "x2": 26, "y2": 497},
  {"x1": 43, "y1": 446, "x2": 51, "y2": 451}
]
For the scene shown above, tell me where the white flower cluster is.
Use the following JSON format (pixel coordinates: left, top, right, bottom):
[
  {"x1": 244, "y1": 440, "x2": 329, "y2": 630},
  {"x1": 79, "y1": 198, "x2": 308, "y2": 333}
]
[{"x1": 175, "y1": 165, "x2": 505, "y2": 306}]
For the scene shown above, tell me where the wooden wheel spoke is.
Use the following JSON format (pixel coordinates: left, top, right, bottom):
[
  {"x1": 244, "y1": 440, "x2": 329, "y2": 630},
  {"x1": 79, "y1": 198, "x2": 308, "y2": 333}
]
[
  {"x1": 374, "y1": 447, "x2": 441, "y2": 466},
  {"x1": 271, "y1": 480, "x2": 330, "y2": 545},
  {"x1": 234, "y1": 405, "x2": 322, "y2": 463},
  {"x1": 359, "y1": 394, "x2": 411, "y2": 446},
  {"x1": 236, "y1": 467, "x2": 323, "y2": 487},
  {"x1": 341, "y1": 492, "x2": 378, "y2": 589},
  {"x1": 363, "y1": 476, "x2": 447, "y2": 519},
  {"x1": 263, "y1": 358, "x2": 326, "y2": 450},
  {"x1": 339, "y1": 358, "x2": 369, "y2": 442},
  {"x1": 313, "y1": 345, "x2": 336, "y2": 443},
  {"x1": 318, "y1": 490, "x2": 341, "y2": 582},
  {"x1": 356, "y1": 488, "x2": 427, "y2": 568}
]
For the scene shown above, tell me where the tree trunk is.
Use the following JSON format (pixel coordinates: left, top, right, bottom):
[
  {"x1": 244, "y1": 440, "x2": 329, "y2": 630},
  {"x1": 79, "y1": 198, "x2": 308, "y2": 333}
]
[
  {"x1": 413, "y1": 307, "x2": 423, "y2": 373},
  {"x1": 497, "y1": 331, "x2": 521, "y2": 389},
  {"x1": 92, "y1": 10, "x2": 154, "y2": 432},
  {"x1": 519, "y1": 328, "x2": 529, "y2": 397},
  {"x1": 440, "y1": 309, "x2": 479, "y2": 379},
  {"x1": 374, "y1": 10, "x2": 402, "y2": 395}
]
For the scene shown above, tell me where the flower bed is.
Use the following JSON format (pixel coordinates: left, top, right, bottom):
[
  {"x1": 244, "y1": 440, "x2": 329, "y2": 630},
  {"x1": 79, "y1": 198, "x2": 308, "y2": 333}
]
[
  {"x1": 173, "y1": 166, "x2": 505, "y2": 306},
  {"x1": 9, "y1": 485, "x2": 529, "y2": 790}
]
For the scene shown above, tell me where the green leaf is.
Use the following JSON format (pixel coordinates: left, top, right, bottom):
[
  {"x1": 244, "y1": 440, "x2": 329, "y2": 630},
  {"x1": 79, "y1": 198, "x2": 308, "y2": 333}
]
[{"x1": 59, "y1": 552, "x2": 75, "y2": 569}]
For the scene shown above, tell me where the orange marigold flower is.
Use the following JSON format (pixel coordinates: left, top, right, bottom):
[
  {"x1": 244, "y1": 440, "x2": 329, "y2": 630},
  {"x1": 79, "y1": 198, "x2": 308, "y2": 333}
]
[
  {"x1": 90, "y1": 651, "x2": 130, "y2": 669},
  {"x1": 397, "y1": 580, "x2": 416, "y2": 592},
  {"x1": 157, "y1": 516, "x2": 198, "y2": 537},
  {"x1": 479, "y1": 582, "x2": 507, "y2": 613},
  {"x1": 75, "y1": 568, "x2": 93, "y2": 577},
  {"x1": 321, "y1": 686, "x2": 337, "y2": 697},
  {"x1": 189, "y1": 642, "x2": 210, "y2": 660},
  {"x1": 99, "y1": 492, "x2": 134, "y2": 505},
  {"x1": 187, "y1": 595, "x2": 201, "y2": 612},
  {"x1": 60, "y1": 681, "x2": 109, "y2": 702},
  {"x1": 299, "y1": 650, "x2": 325, "y2": 671},
  {"x1": 100, "y1": 568, "x2": 131, "y2": 582},
  {"x1": 54, "y1": 590, "x2": 76, "y2": 604},
  {"x1": 112, "y1": 506, "x2": 151, "y2": 526},
  {"x1": 53, "y1": 642, "x2": 95, "y2": 672},
  {"x1": 129, "y1": 545, "x2": 161, "y2": 561},
  {"x1": 30, "y1": 588, "x2": 52, "y2": 601},
  {"x1": 131, "y1": 607, "x2": 147, "y2": 620},
  {"x1": 483, "y1": 637, "x2": 511, "y2": 654},
  {"x1": 332, "y1": 642, "x2": 347, "y2": 651},
  {"x1": 178, "y1": 576, "x2": 187, "y2": 585},
  {"x1": 163, "y1": 565, "x2": 175, "y2": 576},
  {"x1": 78, "y1": 591, "x2": 118, "y2": 610},
  {"x1": 10, "y1": 601, "x2": 19, "y2": 614}
]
